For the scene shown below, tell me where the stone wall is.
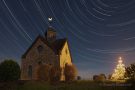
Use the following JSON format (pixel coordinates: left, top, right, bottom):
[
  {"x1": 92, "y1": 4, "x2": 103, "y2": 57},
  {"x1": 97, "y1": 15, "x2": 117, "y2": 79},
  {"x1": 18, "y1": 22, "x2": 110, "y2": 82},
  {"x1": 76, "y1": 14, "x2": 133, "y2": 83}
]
[{"x1": 21, "y1": 38, "x2": 59, "y2": 80}]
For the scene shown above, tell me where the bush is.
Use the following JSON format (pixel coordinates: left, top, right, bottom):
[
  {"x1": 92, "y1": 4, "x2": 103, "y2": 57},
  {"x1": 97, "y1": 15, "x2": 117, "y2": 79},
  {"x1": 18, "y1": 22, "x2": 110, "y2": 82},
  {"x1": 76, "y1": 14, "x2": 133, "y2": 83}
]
[
  {"x1": 36, "y1": 64, "x2": 51, "y2": 81},
  {"x1": 125, "y1": 63, "x2": 135, "y2": 88},
  {"x1": 0, "y1": 59, "x2": 20, "y2": 81},
  {"x1": 64, "y1": 64, "x2": 77, "y2": 82},
  {"x1": 77, "y1": 76, "x2": 81, "y2": 80},
  {"x1": 99, "y1": 74, "x2": 106, "y2": 81},
  {"x1": 49, "y1": 66, "x2": 61, "y2": 83},
  {"x1": 125, "y1": 64, "x2": 135, "y2": 80},
  {"x1": 108, "y1": 74, "x2": 112, "y2": 80},
  {"x1": 93, "y1": 75, "x2": 99, "y2": 81},
  {"x1": 93, "y1": 74, "x2": 106, "y2": 82}
]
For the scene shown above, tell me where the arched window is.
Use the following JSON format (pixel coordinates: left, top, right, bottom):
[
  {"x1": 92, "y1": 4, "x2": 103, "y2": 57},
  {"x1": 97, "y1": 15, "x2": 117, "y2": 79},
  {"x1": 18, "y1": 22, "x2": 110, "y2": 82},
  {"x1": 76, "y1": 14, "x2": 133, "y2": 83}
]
[
  {"x1": 37, "y1": 45, "x2": 43, "y2": 53},
  {"x1": 28, "y1": 65, "x2": 32, "y2": 79}
]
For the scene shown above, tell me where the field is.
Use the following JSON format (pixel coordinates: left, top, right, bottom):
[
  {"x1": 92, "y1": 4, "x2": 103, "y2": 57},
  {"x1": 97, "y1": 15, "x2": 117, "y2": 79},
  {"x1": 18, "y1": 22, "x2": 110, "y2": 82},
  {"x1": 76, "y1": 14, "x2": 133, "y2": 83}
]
[{"x1": 0, "y1": 80, "x2": 134, "y2": 90}]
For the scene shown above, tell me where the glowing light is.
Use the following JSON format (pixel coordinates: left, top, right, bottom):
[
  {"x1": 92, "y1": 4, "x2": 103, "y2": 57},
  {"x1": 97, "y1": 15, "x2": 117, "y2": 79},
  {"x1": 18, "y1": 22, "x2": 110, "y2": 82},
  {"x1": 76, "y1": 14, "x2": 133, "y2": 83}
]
[
  {"x1": 111, "y1": 57, "x2": 125, "y2": 80},
  {"x1": 118, "y1": 57, "x2": 122, "y2": 63},
  {"x1": 48, "y1": 17, "x2": 53, "y2": 22}
]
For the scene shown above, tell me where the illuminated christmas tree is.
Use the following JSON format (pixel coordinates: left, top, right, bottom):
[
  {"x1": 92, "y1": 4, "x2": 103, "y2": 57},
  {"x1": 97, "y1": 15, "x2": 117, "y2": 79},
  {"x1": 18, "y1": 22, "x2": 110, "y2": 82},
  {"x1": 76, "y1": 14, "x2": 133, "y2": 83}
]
[{"x1": 111, "y1": 57, "x2": 125, "y2": 80}]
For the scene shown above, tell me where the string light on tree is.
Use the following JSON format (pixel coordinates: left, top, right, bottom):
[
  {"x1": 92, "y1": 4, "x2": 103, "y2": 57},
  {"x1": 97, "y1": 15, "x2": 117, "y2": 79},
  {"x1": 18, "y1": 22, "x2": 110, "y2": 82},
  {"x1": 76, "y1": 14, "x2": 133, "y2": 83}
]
[{"x1": 111, "y1": 57, "x2": 126, "y2": 80}]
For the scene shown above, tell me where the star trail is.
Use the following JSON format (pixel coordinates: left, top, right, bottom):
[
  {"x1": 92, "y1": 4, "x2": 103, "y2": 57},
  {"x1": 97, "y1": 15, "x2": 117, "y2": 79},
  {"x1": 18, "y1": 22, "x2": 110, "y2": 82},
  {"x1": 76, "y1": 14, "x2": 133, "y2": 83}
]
[{"x1": 0, "y1": 0, "x2": 135, "y2": 78}]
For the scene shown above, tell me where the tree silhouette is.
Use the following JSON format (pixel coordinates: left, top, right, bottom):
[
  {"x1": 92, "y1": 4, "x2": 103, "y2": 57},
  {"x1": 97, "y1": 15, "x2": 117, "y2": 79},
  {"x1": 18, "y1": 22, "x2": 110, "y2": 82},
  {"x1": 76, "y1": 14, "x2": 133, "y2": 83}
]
[{"x1": 0, "y1": 59, "x2": 20, "y2": 81}]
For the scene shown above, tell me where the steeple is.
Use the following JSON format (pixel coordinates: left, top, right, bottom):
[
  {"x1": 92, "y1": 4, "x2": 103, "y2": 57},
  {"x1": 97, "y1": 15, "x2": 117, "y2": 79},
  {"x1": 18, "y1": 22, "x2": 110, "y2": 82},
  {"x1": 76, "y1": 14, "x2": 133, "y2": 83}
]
[
  {"x1": 48, "y1": 17, "x2": 53, "y2": 23},
  {"x1": 45, "y1": 17, "x2": 56, "y2": 43}
]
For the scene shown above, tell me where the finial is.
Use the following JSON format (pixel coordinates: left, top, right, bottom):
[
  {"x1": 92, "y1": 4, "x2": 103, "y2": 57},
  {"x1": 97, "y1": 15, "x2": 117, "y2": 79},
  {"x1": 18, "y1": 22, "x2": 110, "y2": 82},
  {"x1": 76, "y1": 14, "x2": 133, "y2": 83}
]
[
  {"x1": 48, "y1": 17, "x2": 53, "y2": 27},
  {"x1": 48, "y1": 17, "x2": 53, "y2": 23}
]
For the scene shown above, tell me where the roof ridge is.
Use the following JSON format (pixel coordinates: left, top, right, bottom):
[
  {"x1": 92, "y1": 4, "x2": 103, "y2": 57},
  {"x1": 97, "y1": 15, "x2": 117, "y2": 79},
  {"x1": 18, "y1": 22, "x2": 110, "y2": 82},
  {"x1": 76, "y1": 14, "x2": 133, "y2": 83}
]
[{"x1": 22, "y1": 35, "x2": 67, "y2": 58}]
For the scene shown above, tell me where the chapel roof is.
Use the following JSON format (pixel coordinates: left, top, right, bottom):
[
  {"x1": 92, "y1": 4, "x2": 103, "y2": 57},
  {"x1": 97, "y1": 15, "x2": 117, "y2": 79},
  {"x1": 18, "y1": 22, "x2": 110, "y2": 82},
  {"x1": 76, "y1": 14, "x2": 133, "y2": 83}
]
[{"x1": 22, "y1": 35, "x2": 67, "y2": 58}]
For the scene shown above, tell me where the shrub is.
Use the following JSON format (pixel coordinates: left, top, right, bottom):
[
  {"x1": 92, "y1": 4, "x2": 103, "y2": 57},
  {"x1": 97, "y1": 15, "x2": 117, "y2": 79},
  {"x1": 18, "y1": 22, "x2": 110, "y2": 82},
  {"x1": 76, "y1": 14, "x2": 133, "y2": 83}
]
[
  {"x1": 93, "y1": 74, "x2": 106, "y2": 82},
  {"x1": 0, "y1": 59, "x2": 20, "y2": 81},
  {"x1": 64, "y1": 64, "x2": 77, "y2": 82},
  {"x1": 125, "y1": 64, "x2": 135, "y2": 80},
  {"x1": 93, "y1": 75, "x2": 99, "y2": 81},
  {"x1": 99, "y1": 74, "x2": 106, "y2": 81},
  {"x1": 36, "y1": 64, "x2": 51, "y2": 81},
  {"x1": 77, "y1": 76, "x2": 81, "y2": 80},
  {"x1": 125, "y1": 63, "x2": 135, "y2": 88},
  {"x1": 49, "y1": 66, "x2": 61, "y2": 82},
  {"x1": 108, "y1": 74, "x2": 112, "y2": 80}
]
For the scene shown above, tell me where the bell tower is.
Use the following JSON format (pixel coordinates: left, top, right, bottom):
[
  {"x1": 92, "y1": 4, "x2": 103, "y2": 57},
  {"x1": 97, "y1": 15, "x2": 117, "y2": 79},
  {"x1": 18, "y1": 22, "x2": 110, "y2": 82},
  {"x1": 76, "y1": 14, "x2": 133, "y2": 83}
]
[
  {"x1": 45, "y1": 17, "x2": 56, "y2": 43},
  {"x1": 45, "y1": 26, "x2": 56, "y2": 43}
]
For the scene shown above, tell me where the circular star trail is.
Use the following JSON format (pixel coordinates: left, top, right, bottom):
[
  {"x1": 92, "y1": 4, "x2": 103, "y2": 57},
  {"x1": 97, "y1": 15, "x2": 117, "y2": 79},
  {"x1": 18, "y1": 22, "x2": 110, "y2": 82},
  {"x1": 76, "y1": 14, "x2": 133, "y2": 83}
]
[{"x1": 0, "y1": 0, "x2": 135, "y2": 78}]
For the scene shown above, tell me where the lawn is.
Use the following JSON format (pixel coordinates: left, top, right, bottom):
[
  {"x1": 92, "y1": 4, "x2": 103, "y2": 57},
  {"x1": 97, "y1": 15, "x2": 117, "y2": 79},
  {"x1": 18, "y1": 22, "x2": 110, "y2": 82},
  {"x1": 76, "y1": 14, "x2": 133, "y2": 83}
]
[{"x1": 0, "y1": 80, "x2": 133, "y2": 90}]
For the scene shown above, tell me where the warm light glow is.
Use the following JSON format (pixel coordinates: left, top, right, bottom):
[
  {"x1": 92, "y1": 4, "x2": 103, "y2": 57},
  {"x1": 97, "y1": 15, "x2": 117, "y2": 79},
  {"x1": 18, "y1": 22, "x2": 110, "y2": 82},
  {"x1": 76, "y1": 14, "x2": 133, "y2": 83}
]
[
  {"x1": 119, "y1": 57, "x2": 122, "y2": 60},
  {"x1": 111, "y1": 57, "x2": 125, "y2": 80},
  {"x1": 118, "y1": 57, "x2": 122, "y2": 63}
]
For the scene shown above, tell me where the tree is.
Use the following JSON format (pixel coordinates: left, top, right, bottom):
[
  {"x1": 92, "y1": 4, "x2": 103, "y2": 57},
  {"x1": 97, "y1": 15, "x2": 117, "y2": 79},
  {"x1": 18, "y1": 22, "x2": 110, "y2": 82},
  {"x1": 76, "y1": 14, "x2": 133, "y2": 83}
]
[
  {"x1": 111, "y1": 57, "x2": 125, "y2": 80},
  {"x1": 108, "y1": 74, "x2": 112, "y2": 80},
  {"x1": 49, "y1": 66, "x2": 61, "y2": 82},
  {"x1": 125, "y1": 63, "x2": 135, "y2": 89},
  {"x1": 36, "y1": 64, "x2": 51, "y2": 81},
  {"x1": 77, "y1": 76, "x2": 81, "y2": 80},
  {"x1": 64, "y1": 64, "x2": 77, "y2": 82},
  {"x1": 125, "y1": 63, "x2": 135, "y2": 80},
  {"x1": 93, "y1": 74, "x2": 106, "y2": 82},
  {"x1": 99, "y1": 74, "x2": 106, "y2": 81},
  {"x1": 0, "y1": 59, "x2": 20, "y2": 81},
  {"x1": 93, "y1": 75, "x2": 99, "y2": 81}
]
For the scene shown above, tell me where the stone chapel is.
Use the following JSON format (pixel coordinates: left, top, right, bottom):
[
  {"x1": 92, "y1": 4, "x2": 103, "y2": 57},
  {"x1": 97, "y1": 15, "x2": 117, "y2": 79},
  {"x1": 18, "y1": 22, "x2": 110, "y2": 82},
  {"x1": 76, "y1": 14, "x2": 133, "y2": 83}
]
[{"x1": 21, "y1": 26, "x2": 72, "y2": 81}]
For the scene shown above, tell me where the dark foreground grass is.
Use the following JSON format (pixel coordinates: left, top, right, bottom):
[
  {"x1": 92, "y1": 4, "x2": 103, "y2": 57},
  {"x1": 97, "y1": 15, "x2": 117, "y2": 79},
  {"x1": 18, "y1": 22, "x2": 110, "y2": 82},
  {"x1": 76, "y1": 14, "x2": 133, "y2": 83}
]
[{"x1": 0, "y1": 80, "x2": 134, "y2": 90}]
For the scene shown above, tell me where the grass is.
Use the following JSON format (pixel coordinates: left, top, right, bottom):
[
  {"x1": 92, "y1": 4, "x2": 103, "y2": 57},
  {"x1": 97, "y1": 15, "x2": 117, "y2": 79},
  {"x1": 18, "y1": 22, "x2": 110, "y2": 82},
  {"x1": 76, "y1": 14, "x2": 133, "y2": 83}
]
[{"x1": 0, "y1": 80, "x2": 134, "y2": 90}]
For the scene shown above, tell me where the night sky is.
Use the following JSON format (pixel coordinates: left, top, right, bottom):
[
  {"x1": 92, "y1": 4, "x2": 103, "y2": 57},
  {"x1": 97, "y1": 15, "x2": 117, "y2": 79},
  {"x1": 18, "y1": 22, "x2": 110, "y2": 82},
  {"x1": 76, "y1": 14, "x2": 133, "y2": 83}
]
[{"x1": 0, "y1": 0, "x2": 135, "y2": 79}]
